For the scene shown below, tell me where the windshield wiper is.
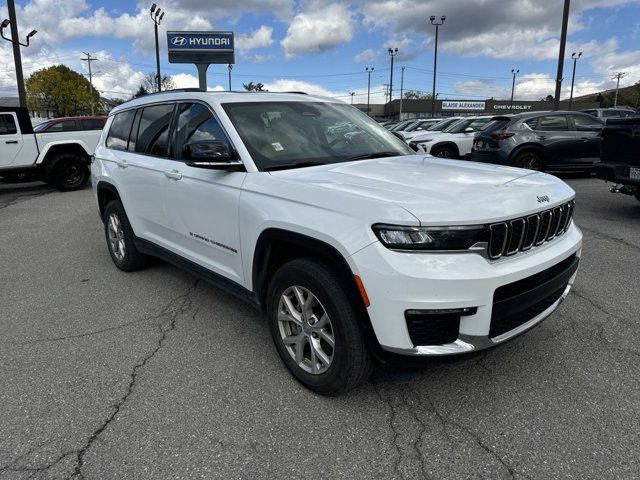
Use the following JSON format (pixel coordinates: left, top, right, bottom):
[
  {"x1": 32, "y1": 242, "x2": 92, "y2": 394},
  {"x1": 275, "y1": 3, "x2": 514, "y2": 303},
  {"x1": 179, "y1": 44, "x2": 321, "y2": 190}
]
[
  {"x1": 340, "y1": 151, "x2": 402, "y2": 162},
  {"x1": 264, "y1": 161, "x2": 326, "y2": 172}
]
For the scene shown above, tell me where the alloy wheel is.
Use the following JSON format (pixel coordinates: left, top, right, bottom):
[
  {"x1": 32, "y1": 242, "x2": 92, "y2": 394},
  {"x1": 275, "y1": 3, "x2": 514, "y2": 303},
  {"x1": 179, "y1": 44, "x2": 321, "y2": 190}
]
[
  {"x1": 277, "y1": 286, "x2": 335, "y2": 375},
  {"x1": 107, "y1": 213, "x2": 126, "y2": 262}
]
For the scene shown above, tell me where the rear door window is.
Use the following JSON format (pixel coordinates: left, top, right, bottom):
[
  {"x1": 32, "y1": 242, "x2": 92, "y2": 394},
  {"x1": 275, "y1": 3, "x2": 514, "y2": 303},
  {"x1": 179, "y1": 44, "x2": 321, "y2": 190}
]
[
  {"x1": 536, "y1": 115, "x2": 569, "y2": 131},
  {"x1": 135, "y1": 104, "x2": 174, "y2": 157},
  {"x1": 106, "y1": 110, "x2": 136, "y2": 150},
  {"x1": 0, "y1": 114, "x2": 17, "y2": 135}
]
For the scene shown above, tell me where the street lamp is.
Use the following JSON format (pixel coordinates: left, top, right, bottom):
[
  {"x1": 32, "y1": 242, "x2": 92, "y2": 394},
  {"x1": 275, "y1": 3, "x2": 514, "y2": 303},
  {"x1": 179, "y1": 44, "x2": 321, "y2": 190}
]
[
  {"x1": 1, "y1": 0, "x2": 38, "y2": 108},
  {"x1": 510, "y1": 69, "x2": 519, "y2": 113},
  {"x1": 387, "y1": 48, "x2": 398, "y2": 103},
  {"x1": 366, "y1": 67, "x2": 374, "y2": 115},
  {"x1": 349, "y1": 92, "x2": 355, "y2": 105},
  {"x1": 228, "y1": 64, "x2": 234, "y2": 91},
  {"x1": 430, "y1": 15, "x2": 446, "y2": 118},
  {"x1": 568, "y1": 52, "x2": 582, "y2": 110},
  {"x1": 150, "y1": 3, "x2": 165, "y2": 92}
]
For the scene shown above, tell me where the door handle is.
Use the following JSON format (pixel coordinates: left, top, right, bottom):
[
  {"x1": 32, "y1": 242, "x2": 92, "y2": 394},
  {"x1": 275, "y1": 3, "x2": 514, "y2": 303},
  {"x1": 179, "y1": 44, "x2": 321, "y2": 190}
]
[
  {"x1": 5, "y1": 140, "x2": 18, "y2": 144},
  {"x1": 164, "y1": 169, "x2": 183, "y2": 180},
  {"x1": 580, "y1": 137, "x2": 590, "y2": 142},
  {"x1": 536, "y1": 136, "x2": 546, "y2": 141},
  {"x1": 116, "y1": 159, "x2": 128, "y2": 169}
]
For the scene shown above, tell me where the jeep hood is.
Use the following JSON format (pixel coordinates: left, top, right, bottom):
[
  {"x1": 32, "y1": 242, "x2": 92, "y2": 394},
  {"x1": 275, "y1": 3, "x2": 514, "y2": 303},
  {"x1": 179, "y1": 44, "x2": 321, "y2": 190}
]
[{"x1": 267, "y1": 155, "x2": 575, "y2": 225}]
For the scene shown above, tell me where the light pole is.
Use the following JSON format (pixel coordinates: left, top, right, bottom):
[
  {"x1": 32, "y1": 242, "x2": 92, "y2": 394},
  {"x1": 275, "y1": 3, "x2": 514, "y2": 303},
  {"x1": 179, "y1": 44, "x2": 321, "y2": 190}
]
[
  {"x1": 387, "y1": 48, "x2": 398, "y2": 103},
  {"x1": 349, "y1": 92, "x2": 355, "y2": 105},
  {"x1": 228, "y1": 64, "x2": 233, "y2": 91},
  {"x1": 399, "y1": 66, "x2": 405, "y2": 120},
  {"x1": 510, "y1": 69, "x2": 519, "y2": 113},
  {"x1": 150, "y1": 4, "x2": 165, "y2": 92},
  {"x1": 0, "y1": 1, "x2": 37, "y2": 108},
  {"x1": 430, "y1": 15, "x2": 446, "y2": 118},
  {"x1": 612, "y1": 72, "x2": 627, "y2": 107},
  {"x1": 366, "y1": 67, "x2": 374, "y2": 115},
  {"x1": 554, "y1": 0, "x2": 570, "y2": 110},
  {"x1": 568, "y1": 52, "x2": 582, "y2": 110}
]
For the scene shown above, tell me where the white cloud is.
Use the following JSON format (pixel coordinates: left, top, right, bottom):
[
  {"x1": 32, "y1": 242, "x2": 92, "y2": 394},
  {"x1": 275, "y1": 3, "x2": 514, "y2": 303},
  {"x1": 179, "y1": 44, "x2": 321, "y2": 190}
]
[
  {"x1": 354, "y1": 48, "x2": 376, "y2": 64},
  {"x1": 236, "y1": 26, "x2": 274, "y2": 54},
  {"x1": 281, "y1": 3, "x2": 355, "y2": 59}
]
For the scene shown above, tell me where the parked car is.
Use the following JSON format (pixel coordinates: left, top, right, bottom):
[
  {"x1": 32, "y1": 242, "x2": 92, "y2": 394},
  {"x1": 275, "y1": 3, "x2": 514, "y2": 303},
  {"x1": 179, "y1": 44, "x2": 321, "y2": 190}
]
[
  {"x1": 472, "y1": 111, "x2": 604, "y2": 171},
  {"x1": 399, "y1": 118, "x2": 444, "y2": 141},
  {"x1": 579, "y1": 108, "x2": 637, "y2": 119},
  {"x1": 33, "y1": 116, "x2": 106, "y2": 133},
  {"x1": 92, "y1": 90, "x2": 582, "y2": 395},
  {"x1": 0, "y1": 108, "x2": 103, "y2": 189},
  {"x1": 595, "y1": 116, "x2": 640, "y2": 202},
  {"x1": 406, "y1": 117, "x2": 465, "y2": 150},
  {"x1": 412, "y1": 116, "x2": 494, "y2": 158},
  {"x1": 388, "y1": 119, "x2": 415, "y2": 131}
]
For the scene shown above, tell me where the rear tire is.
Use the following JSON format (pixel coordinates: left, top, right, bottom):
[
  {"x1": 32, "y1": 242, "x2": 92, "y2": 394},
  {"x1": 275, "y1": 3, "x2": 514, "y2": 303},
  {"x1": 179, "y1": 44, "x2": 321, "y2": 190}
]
[
  {"x1": 514, "y1": 151, "x2": 543, "y2": 171},
  {"x1": 267, "y1": 258, "x2": 374, "y2": 395},
  {"x1": 103, "y1": 200, "x2": 148, "y2": 272},
  {"x1": 431, "y1": 146, "x2": 456, "y2": 159},
  {"x1": 45, "y1": 154, "x2": 89, "y2": 191}
]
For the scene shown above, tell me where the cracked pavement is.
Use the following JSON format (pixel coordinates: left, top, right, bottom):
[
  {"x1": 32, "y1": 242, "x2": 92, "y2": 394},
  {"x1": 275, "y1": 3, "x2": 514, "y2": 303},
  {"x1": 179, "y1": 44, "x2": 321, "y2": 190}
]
[{"x1": 1, "y1": 176, "x2": 639, "y2": 479}]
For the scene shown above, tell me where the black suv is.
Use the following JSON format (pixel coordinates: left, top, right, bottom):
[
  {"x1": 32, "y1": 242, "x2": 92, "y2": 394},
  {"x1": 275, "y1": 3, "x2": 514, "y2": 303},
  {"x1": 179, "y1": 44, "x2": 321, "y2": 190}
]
[{"x1": 472, "y1": 111, "x2": 604, "y2": 171}]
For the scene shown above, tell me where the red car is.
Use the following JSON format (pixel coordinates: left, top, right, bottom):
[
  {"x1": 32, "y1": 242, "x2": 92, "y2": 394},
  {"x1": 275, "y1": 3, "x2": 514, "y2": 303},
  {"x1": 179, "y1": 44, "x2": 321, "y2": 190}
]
[{"x1": 33, "y1": 116, "x2": 106, "y2": 133}]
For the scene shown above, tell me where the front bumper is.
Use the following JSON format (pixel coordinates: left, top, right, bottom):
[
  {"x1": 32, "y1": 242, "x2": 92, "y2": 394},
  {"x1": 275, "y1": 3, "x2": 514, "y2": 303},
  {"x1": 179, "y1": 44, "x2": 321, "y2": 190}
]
[{"x1": 350, "y1": 224, "x2": 582, "y2": 355}]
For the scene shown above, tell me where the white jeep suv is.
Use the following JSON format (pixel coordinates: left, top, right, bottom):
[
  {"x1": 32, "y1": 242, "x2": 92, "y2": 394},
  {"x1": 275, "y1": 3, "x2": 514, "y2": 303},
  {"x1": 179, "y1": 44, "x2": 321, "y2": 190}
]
[
  {"x1": 410, "y1": 115, "x2": 494, "y2": 158},
  {"x1": 91, "y1": 90, "x2": 582, "y2": 395}
]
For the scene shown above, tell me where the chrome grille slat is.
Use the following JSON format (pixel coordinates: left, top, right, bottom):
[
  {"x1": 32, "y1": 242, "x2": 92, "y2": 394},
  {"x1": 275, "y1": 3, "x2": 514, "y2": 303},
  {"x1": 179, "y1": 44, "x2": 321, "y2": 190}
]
[{"x1": 487, "y1": 201, "x2": 574, "y2": 260}]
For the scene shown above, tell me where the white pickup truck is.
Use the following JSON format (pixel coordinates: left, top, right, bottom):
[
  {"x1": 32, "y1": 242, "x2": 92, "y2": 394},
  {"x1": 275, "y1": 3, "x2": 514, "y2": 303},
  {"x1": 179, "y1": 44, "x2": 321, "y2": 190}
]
[{"x1": 0, "y1": 107, "x2": 104, "y2": 190}]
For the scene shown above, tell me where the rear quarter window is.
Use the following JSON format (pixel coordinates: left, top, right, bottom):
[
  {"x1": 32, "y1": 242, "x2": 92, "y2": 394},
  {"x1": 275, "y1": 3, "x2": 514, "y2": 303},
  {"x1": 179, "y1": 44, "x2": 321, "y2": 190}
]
[
  {"x1": 82, "y1": 118, "x2": 106, "y2": 130},
  {"x1": 106, "y1": 110, "x2": 136, "y2": 150}
]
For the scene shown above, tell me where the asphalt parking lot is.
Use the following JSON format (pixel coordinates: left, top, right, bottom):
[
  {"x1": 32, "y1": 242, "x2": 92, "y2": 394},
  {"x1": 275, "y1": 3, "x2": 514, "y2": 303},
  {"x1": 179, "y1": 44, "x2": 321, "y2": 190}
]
[{"x1": 1, "y1": 174, "x2": 639, "y2": 480}]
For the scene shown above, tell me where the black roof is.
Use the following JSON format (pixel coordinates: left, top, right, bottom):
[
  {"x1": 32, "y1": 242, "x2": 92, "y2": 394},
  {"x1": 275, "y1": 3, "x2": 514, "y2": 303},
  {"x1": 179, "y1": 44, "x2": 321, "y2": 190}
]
[{"x1": 0, "y1": 106, "x2": 33, "y2": 134}]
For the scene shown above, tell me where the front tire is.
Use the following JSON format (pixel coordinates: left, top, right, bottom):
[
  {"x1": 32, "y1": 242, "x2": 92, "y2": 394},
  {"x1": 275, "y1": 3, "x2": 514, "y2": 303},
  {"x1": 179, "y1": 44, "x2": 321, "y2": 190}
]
[
  {"x1": 103, "y1": 200, "x2": 148, "y2": 272},
  {"x1": 45, "y1": 154, "x2": 89, "y2": 191},
  {"x1": 431, "y1": 146, "x2": 456, "y2": 159},
  {"x1": 267, "y1": 258, "x2": 373, "y2": 395}
]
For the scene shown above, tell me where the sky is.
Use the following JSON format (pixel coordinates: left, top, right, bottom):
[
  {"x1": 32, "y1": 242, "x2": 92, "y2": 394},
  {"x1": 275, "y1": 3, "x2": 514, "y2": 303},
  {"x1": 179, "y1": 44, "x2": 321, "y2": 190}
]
[{"x1": 0, "y1": 0, "x2": 639, "y2": 105}]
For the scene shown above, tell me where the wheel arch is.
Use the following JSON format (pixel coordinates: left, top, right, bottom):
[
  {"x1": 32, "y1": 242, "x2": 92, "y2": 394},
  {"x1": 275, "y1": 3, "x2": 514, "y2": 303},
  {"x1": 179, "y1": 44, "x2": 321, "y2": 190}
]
[
  {"x1": 508, "y1": 143, "x2": 547, "y2": 166},
  {"x1": 429, "y1": 141, "x2": 460, "y2": 158},
  {"x1": 37, "y1": 142, "x2": 92, "y2": 166},
  {"x1": 96, "y1": 181, "x2": 122, "y2": 221}
]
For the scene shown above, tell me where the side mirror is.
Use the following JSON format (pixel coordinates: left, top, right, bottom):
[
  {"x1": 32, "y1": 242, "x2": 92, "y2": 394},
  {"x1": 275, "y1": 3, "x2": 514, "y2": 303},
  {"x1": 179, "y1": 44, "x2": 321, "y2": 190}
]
[
  {"x1": 464, "y1": 127, "x2": 474, "y2": 133},
  {"x1": 391, "y1": 131, "x2": 406, "y2": 141},
  {"x1": 183, "y1": 140, "x2": 243, "y2": 170}
]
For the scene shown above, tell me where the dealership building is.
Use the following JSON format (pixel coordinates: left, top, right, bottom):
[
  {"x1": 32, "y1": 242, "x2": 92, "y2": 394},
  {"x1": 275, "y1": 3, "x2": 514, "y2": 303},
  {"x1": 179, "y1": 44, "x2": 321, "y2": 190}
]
[{"x1": 355, "y1": 98, "x2": 600, "y2": 120}]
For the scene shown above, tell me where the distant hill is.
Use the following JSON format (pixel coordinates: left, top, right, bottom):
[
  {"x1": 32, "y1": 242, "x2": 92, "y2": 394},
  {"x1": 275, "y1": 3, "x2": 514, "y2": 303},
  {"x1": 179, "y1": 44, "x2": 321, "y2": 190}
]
[{"x1": 571, "y1": 82, "x2": 640, "y2": 109}]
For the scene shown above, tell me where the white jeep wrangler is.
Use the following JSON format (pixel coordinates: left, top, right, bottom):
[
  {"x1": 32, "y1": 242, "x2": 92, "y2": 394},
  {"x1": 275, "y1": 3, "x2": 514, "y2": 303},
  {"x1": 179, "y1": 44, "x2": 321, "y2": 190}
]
[
  {"x1": 92, "y1": 90, "x2": 582, "y2": 395},
  {"x1": 0, "y1": 108, "x2": 102, "y2": 190}
]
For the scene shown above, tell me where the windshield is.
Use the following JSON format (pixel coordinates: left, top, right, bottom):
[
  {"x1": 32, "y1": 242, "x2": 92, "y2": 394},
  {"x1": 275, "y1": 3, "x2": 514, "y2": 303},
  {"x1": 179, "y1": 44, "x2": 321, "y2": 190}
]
[
  {"x1": 33, "y1": 121, "x2": 52, "y2": 132},
  {"x1": 405, "y1": 120, "x2": 434, "y2": 132},
  {"x1": 390, "y1": 120, "x2": 413, "y2": 131},
  {"x1": 222, "y1": 101, "x2": 413, "y2": 171},
  {"x1": 444, "y1": 117, "x2": 491, "y2": 133}
]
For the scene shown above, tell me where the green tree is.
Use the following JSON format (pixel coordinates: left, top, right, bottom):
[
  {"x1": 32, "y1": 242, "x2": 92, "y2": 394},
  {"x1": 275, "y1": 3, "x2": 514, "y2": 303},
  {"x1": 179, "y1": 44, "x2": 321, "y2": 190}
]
[
  {"x1": 243, "y1": 81, "x2": 267, "y2": 91},
  {"x1": 402, "y1": 90, "x2": 432, "y2": 100},
  {"x1": 132, "y1": 85, "x2": 149, "y2": 98},
  {"x1": 26, "y1": 64, "x2": 100, "y2": 116},
  {"x1": 140, "y1": 72, "x2": 176, "y2": 93}
]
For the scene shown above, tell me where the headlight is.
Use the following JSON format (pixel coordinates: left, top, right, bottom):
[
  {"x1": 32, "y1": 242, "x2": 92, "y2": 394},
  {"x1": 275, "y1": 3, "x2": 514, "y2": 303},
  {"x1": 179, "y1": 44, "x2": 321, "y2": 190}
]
[{"x1": 372, "y1": 224, "x2": 488, "y2": 251}]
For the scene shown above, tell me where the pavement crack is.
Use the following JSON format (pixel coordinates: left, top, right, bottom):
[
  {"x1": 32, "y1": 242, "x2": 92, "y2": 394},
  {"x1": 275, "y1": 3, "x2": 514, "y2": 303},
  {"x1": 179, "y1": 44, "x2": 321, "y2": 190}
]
[
  {"x1": 570, "y1": 289, "x2": 636, "y2": 329},
  {"x1": 578, "y1": 225, "x2": 640, "y2": 252}
]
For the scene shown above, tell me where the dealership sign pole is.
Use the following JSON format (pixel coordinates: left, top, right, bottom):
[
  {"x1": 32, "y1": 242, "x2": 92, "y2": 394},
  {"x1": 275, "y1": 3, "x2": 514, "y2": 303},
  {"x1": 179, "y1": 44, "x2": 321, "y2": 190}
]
[{"x1": 167, "y1": 31, "x2": 235, "y2": 91}]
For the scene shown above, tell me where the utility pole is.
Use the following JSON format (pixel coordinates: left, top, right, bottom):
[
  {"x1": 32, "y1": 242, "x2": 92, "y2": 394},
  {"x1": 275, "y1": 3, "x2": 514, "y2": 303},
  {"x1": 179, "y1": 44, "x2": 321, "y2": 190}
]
[
  {"x1": 228, "y1": 64, "x2": 233, "y2": 91},
  {"x1": 366, "y1": 67, "x2": 374, "y2": 115},
  {"x1": 1, "y1": 0, "x2": 37, "y2": 108},
  {"x1": 82, "y1": 52, "x2": 98, "y2": 116},
  {"x1": 383, "y1": 84, "x2": 390, "y2": 104},
  {"x1": 349, "y1": 92, "x2": 355, "y2": 105},
  {"x1": 430, "y1": 15, "x2": 446, "y2": 118},
  {"x1": 568, "y1": 52, "x2": 582, "y2": 110},
  {"x1": 510, "y1": 69, "x2": 519, "y2": 114},
  {"x1": 612, "y1": 72, "x2": 627, "y2": 107},
  {"x1": 554, "y1": 0, "x2": 570, "y2": 110},
  {"x1": 387, "y1": 48, "x2": 398, "y2": 103},
  {"x1": 399, "y1": 67, "x2": 405, "y2": 121},
  {"x1": 150, "y1": 4, "x2": 165, "y2": 92}
]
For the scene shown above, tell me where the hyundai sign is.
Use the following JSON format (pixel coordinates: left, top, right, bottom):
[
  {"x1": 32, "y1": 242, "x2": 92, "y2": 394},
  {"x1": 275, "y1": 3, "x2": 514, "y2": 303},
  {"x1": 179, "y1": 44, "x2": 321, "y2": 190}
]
[{"x1": 167, "y1": 31, "x2": 235, "y2": 64}]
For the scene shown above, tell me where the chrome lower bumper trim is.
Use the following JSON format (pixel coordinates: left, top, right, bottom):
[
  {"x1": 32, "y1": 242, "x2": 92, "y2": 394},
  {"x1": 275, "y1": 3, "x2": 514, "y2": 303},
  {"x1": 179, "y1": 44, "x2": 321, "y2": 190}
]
[{"x1": 382, "y1": 283, "x2": 573, "y2": 357}]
